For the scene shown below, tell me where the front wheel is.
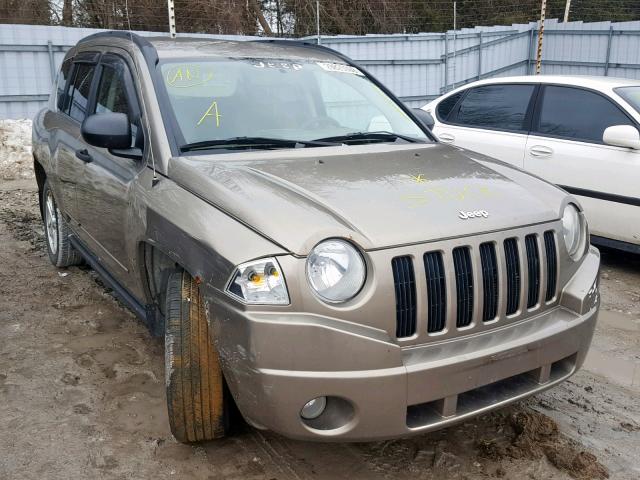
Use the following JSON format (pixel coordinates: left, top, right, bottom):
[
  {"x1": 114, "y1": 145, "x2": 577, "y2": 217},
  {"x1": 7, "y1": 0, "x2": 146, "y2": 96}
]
[
  {"x1": 42, "y1": 180, "x2": 82, "y2": 267},
  {"x1": 164, "y1": 270, "x2": 228, "y2": 442}
]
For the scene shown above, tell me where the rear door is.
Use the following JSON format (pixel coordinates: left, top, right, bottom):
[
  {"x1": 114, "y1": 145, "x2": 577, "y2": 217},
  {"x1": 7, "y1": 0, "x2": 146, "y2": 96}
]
[
  {"x1": 524, "y1": 85, "x2": 640, "y2": 245},
  {"x1": 431, "y1": 83, "x2": 537, "y2": 167},
  {"x1": 75, "y1": 52, "x2": 146, "y2": 284}
]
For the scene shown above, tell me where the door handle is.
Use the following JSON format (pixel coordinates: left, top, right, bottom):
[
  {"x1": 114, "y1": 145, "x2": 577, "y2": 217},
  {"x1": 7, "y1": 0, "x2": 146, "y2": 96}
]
[
  {"x1": 75, "y1": 149, "x2": 93, "y2": 163},
  {"x1": 439, "y1": 132, "x2": 455, "y2": 143},
  {"x1": 529, "y1": 145, "x2": 553, "y2": 157}
]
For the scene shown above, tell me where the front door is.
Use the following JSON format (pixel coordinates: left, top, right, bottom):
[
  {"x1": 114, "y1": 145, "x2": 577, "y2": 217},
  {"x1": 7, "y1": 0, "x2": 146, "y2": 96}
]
[
  {"x1": 51, "y1": 55, "x2": 98, "y2": 223},
  {"x1": 74, "y1": 53, "x2": 146, "y2": 284},
  {"x1": 524, "y1": 85, "x2": 640, "y2": 246}
]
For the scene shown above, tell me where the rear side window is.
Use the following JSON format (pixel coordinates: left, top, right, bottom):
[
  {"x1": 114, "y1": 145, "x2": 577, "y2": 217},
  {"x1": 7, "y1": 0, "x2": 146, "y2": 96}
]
[
  {"x1": 67, "y1": 63, "x2": 95, "y2": 122},
  {"x1": 535, "y1": 86, "x2": 634, "y2": 143},
  {"x1": 436, "y1": 91, "x2": 464, "y2": 121},
  {"x1": 55, "y1": 59, "x2": 72, "y2": 111},
  {"x1": 454, "y1": 84, "x2": 535, "y2": 132}
]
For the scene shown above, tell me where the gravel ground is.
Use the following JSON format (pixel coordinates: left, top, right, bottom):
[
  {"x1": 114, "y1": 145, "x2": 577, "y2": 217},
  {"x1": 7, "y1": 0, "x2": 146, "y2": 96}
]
[{"x1": 0, "y1": 177, "x2": 638, "y2": 480}]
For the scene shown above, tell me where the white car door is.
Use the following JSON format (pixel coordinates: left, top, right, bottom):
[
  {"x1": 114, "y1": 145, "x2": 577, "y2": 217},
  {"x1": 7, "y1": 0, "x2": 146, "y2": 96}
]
[
  {"x1": 429, "y1": 83, "x2": 536, "y2": 167},
  {"x1": 524, "y1": 85, "x2": 640, "y2": 247}
]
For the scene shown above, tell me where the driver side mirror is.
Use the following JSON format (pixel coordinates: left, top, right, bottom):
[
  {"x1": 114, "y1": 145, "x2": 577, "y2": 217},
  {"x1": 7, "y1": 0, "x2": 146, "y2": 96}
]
[
  {"x1": 603, "y1": 125, "x2": 640, "y2": 149},
  {"x1": 81, "y1": 113, "x2": 142, "y2": 159},
  {"x1": 412, "y1": 108, "x2": 435, "y2": 130}
]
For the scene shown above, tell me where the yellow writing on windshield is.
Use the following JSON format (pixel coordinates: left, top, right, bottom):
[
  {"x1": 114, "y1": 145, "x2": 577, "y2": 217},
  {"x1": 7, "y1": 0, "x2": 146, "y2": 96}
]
[
  {"x1": 166, "y1": 64, "x2": 214, "y2": 88},
  {"x1": 197, "y1": 100, "x2": 222, "y2": 127}
]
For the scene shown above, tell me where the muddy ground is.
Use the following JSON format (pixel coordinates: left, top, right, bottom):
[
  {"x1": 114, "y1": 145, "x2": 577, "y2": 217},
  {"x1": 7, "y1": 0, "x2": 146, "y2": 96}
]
[{"x1": 0, "y1": 178, "x2": 638, "y2": 480}]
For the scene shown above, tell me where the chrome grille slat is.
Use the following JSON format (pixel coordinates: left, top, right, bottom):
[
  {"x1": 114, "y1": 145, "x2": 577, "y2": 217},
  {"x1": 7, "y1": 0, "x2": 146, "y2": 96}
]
[
  {"x1": 424, "y1": 252, "x2": 447, "y2": 333},
  {"x1": 525, "y1": 234, "x2": 541, "y2": 308},
  {"x1": 453, "y1": 247, "x2": 473, "y2": 328},
  {"x1": 480, "y1": 242, "x2": 499, "y2": 322},
  {"x1": 544, "y1": 231, "x2": 558, "y2": 301},
  {"x1": 504, "y1": 238, "x2": 521, "y2": 316},
  {"x1": 392, "y1": 256, "x2": 416, "y2": 338}
]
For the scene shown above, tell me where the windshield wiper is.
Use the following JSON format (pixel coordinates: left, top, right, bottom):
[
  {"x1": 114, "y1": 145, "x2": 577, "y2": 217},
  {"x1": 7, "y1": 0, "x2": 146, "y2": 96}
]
[
  {"x1": 180, "y1": 136, "x2": 338, "y2": 153},
  {"x1": 313, "y1": 131, "x2": 423, "y2": 144}
]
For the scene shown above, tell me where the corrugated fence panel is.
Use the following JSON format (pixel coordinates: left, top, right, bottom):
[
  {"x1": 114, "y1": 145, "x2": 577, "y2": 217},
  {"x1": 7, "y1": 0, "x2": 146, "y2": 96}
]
[
  {"x1": 0, "y1": 23, "x2": 262, "y2": 119},
  {"x1": 1, "y1": 21, "x2": 640, "y2": 118}
]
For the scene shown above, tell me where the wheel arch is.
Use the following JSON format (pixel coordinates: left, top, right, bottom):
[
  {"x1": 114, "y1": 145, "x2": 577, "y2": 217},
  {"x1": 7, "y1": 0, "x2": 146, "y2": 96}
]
[{"x1": 139, "y1": 241, "x2": 192, "y2": 337}]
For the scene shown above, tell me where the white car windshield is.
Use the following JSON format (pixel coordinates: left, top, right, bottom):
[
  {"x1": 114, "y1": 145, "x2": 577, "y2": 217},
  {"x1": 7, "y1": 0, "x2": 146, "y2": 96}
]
[
  {"x1": 158, "y1": 58, "x2": 428, "y2": 150},
  {"x1": 616, "y1": 86, "x2": 640, "y2": 114}
]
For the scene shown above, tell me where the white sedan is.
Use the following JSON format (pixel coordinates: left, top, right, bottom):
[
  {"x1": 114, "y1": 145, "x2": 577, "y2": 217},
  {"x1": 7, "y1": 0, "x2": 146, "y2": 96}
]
[{"x1": 421, "y1": 75, "x2": 640, "y2": 252}]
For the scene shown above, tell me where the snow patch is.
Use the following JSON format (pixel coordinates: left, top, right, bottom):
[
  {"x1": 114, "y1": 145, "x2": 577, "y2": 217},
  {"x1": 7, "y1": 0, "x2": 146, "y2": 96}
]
[{"x1": 0, "y1": 119, "x2": 34, "y2": 180}]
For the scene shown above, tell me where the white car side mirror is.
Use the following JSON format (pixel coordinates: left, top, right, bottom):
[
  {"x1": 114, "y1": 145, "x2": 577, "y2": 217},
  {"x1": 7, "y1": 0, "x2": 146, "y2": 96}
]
[{"x1": 603, "y1": 125, "x2": 640, "y2": 149}]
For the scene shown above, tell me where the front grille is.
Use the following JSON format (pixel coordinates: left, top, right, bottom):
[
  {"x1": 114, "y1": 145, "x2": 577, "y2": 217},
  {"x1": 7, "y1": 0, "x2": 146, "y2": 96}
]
[
  {"x1": 544, "y1": 231, "x2": 558, "y2": 301},
  {"x1": 480, "y1": 242, "x2": 499, "y2": 322},
  {"x1": 392, "y1": 228, "x2": 560, "y2": 340},
  {"x1": 525, "y1": 234, "x2": 541, "y2": 308},
  {"x1": 504, "y1": 238, "x2": 521, "y2": 315},
  {"x1": 453, "y1": 247, "x2": 474, "y2": 328},
  {"x1": 424, "y1": 252, "x2": 447, "y2": 333},
  {"x1": 392, "y1": 256, "x2": 417, "y2": 338}
]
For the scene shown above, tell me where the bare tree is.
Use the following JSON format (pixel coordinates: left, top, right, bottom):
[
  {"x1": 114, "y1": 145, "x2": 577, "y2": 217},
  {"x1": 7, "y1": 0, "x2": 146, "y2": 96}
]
[{"x1": 0, "y1": 0, "x2": 53, "y2": 24}]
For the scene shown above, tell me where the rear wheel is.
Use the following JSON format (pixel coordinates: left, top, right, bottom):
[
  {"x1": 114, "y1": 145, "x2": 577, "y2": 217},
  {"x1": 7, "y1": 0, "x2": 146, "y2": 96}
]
[
  {"x1": 165, "y1": 270, "x2": 228, "y2": 443},
  {"x1": 42, "y1": 180, "x2": 82, "y2": 267}
]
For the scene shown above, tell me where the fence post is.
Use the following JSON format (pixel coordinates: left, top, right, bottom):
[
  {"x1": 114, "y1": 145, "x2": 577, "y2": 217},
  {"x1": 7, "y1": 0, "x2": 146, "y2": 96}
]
[
  {"x1": 167, "y1": 0, "x2": 177, "y2": 38},
  {"x1": 604, "y1": 25, "x2": 614, "y2": 76},
  {"x1": 477, "y1": 31, "x2": 483, "y2": 80},
  {"x1": 535, "y1": 0, "x2": 547, "y2": 74},
  {"x1": 528, "y1": 27, "x2": 535, "y2": 74},
  {"x1": 47, "y1": 41, "x2": 56, "y2": 84},
  {"x1": 444, "y1": 32, "x2": 449, "y2": 92}
]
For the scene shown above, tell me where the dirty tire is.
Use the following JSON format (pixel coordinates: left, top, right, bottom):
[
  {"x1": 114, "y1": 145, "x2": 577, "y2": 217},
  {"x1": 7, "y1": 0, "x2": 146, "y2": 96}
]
[
  {"x1": 165, "y1": 270, "x2": 226, "y2": 443},
  {"x1": 42, "y1": 180, "x2": 83, "y2": 267}
]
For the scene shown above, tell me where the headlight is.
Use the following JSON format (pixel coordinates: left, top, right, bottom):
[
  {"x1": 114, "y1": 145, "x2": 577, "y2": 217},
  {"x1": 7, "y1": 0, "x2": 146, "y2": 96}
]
[
  {"x1": 306, "y1": 239, "x2": 366, "y2": 303},
  {"x1": 226, "y1": 258, "x2": 289, "y2": 305},
  {"x1": 562, "y1": 204, "x2": 585, "y2": 260}
]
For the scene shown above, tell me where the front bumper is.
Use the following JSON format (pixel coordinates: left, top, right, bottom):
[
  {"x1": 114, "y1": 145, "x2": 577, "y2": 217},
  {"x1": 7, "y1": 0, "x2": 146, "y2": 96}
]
[{"x1": 213, "y1": 246, "x2": 600, "y2": 442}]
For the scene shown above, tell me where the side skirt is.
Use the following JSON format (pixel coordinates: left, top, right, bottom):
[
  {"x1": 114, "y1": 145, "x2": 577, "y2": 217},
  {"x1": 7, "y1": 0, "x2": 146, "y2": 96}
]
[{"x1": 69, "y1": 235, "x2": 159, "y2": 335}]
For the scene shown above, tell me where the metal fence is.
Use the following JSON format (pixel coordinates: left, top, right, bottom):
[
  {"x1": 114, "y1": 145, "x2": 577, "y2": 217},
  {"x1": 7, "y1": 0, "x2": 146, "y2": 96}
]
[{"x1": 1, "y1": 19, "x2": 640, "y2": 119}]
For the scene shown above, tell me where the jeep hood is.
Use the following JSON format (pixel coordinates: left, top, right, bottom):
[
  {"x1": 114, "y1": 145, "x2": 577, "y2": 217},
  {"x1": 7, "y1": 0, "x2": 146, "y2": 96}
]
[{"x1": 168, "y1": 143, "x2": 566, "y2": 255}]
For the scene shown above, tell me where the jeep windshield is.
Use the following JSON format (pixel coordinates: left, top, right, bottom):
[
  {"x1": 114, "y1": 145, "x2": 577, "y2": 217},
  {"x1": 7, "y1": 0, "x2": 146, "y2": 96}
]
[{"x1": 159, "y1": 58, "x2": 430, "y2": 153}]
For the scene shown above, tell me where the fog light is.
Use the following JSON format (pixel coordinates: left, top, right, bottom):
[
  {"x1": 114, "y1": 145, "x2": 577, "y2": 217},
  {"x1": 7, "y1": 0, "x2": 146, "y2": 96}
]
[{"x1": 300, "y1": 396, "x2": 327, "y2": 420}]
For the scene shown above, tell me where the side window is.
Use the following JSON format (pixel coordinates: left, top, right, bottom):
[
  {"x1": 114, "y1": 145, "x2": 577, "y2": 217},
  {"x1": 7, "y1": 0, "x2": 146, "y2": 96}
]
[
  {"x1": 436, "y1": 90, "x2": 464, "y2": 121},
  {"x1": 454, "y1": 84, "x2": 535, "y2": 132},
  {"x1": 94, "y1": 61, "x2": 138, "y2": 147},
  {"x1": 67, "y1": 63, "x2": 96, "y2": 122},
  {"x1": 535, "y1": 86, "x2": 633, "y2": 144},
  {"x1": 55, "y1": 59, "x2": 72, "y2": 111}
]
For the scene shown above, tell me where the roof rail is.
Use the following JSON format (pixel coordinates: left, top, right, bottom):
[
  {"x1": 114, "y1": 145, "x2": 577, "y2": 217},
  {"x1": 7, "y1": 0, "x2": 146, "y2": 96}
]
[
  {"x1": 251, "y1": 38, "x2": 351, "y2": 62},
  {"x1": 78, "y1": 30, "x2": 160, "y2": 68},
  {"x1": 78, "y1": 30, "x2": 152, "y2": 50}
]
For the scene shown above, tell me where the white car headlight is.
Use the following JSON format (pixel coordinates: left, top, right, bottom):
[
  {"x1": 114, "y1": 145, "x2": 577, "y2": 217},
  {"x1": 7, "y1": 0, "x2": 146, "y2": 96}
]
[
  {"x1": 226, "y1": 258, "x2": 289, "y2": 305},
  {"x1": 562, "y1": 204, "x2": 585, "y2": 260},
  {"x1": 306, "y1": 239, "x2": 366, "y2": 303}
]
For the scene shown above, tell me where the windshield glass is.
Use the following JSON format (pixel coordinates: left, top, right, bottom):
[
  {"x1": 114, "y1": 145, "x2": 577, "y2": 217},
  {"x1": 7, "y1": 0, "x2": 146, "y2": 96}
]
[
  {"x1": 615, "y1": 86, "x2": 640, "y2": 114},
  {"x1": 159, "y1": 58, "x2": 428, "y2": 149}
]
